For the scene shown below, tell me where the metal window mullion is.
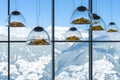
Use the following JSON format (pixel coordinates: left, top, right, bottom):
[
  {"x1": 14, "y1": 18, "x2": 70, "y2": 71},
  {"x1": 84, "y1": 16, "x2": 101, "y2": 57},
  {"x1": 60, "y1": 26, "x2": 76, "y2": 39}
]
[
  {"x1": 89, "y1": 0, "x2": 93, "y2": 80},
  {"x1": 8, "y1": 0, "x2": 10, "y2": 80},
  {"x1": 52, "y1": 0, "x2": 55, "y2": 80}
]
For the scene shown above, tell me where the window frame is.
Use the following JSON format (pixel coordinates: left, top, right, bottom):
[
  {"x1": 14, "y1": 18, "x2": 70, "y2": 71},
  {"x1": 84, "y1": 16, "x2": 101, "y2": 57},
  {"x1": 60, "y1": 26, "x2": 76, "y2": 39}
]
[{"x1": 0, "y1": 0, "x2": 119, "y2": 80}]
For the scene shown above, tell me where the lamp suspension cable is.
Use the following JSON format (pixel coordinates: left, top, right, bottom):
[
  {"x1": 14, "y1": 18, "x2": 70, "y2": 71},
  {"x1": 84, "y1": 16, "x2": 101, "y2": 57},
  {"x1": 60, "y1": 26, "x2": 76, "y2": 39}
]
[
  {"x1": 110, "y1": 0, "x2": 113, "y2": 21},
  {"x1": 97, "y1": 0, "x2": 101, "y2": 15},
  {"x1": 95, "y1": 0, "x2": 97, "y2": 13},
  {"x1": 15, "y1": 0, "x2": 18, "y2": 10},
  {"x1": 80, "y1": 0, "x2": 83, "y2": 6},
  {"x1": 36, "y1": 0, "x2": 41, "y2": 26},
  {"x1": 72, "y1": 0, "x2": 75, "y2": 10}
]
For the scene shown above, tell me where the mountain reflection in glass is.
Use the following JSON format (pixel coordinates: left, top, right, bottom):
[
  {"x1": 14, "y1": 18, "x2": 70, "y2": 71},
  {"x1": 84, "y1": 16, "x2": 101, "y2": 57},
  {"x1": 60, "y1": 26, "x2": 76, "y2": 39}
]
[
  {"x1": 70, "y1": 6, "x2": 93, "y2": 25},
  {"x1": 27, "y1": 26, "x2": 50, "y2": 45},
  {"x1": 107, "y1": 22, "x2": 119, "y2": 32},
  {"x1": 65, "y1": 27, "x2": 82, "y2": 41},
  {"x1": 7, "y1": 11, "x2": 26, "y2": 27},
  {"x1": 6, "y1": 0, "x2": 26, "y2": 27},
  {"x1": 91, "y1": 14, "x2": 106, "y2": 31}
]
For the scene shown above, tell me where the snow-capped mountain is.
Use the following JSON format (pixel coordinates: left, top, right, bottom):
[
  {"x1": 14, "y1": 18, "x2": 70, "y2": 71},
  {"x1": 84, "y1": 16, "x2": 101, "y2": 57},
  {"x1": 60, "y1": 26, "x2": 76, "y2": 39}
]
[
  {"x1": 55, "y1": 42, "x2": 120, "y2": 80},
  {"x1": 0, "y1": 26, "x2": 120, "y2": 80}
]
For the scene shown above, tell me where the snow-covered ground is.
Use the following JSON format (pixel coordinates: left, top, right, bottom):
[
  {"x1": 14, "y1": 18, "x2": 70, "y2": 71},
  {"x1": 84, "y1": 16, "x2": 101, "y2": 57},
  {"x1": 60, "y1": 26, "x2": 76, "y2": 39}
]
[{"x1": 0, "y1": 26, "x2": 120, "y2": 80}]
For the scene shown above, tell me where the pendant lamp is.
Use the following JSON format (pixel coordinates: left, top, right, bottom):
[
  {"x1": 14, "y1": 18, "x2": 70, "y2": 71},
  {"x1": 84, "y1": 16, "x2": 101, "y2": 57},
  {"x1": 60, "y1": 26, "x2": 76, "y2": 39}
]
[
  {"x1": 27, "y1": 26, "x2": 50, "y2": 45},
  {"x1": 91, "y1": 0, "x2": 106, "y2": 31},
  {"x1": 70, "y1": 0, "x2": 93, "y2": 25},
  {"x1": 27, "y1": 0, "x2": 50, "y2": 45},
  {"x1": 91, "y1": 13, "x2": 106, "y2": 30},
  {"x1": 107, "y1": 0, "x2": 119, "y2": 32},
  {"x1": 65, "y1": 27, "x2": 82, "y2": 41},
  {"x1": 7, "y1": 0, "x2": 26, "y2": 27},
  {"x1": 107, "y1": 22, "x2": 119, "y2": 32}
]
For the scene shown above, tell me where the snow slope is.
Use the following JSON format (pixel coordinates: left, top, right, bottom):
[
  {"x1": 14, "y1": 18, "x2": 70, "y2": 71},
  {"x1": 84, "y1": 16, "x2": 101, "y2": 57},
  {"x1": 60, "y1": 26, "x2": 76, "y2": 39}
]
[{"x1": 0, "y1": 26, "x2": 120, "y2": 80}]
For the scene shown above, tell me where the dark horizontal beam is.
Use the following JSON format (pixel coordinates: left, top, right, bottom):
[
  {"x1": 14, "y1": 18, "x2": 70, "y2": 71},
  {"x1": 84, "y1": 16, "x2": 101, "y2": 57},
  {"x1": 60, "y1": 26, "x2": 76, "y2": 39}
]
[
  {"x1": 0, "y1": 40, "x2": 120, "y2": 43},
  {"x1": 0, "y1": 41, "x2": 26, "y2": 43},
  {"x1": 52, "y1": 40, "x2": 120, "y2": 42}
]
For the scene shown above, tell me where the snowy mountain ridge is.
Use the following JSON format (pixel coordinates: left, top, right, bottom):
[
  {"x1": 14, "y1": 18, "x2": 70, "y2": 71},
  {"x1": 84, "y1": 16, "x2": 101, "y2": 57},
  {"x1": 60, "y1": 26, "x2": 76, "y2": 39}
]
[
  {"x1": 0, "y1": 26, "x2": 120, "y2": 80},
  {"x1": 1, "y1": 26, "x2": 120, "y2": 40}
]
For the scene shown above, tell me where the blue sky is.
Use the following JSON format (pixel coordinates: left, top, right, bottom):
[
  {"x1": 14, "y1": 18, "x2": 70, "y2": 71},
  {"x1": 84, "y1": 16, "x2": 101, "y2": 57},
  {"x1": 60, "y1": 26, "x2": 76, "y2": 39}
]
[{"x1": 0, "y1": 0, "x2": 120, "y2": 29}]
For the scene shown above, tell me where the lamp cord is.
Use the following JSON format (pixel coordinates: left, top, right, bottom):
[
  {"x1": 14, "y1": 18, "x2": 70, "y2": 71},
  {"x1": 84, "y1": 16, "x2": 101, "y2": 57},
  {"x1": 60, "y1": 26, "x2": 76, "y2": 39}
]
[
  {"x1": 111, "y1": 0, "x2": 113, "y2": 21},
  {"x1": 96, "y1": 0, "x2": 97, "y2": 14},
  {"x1": 78, "y1": 0, "x2": 83, "y2": 6},
  {"x1": 36, "y1": 0, "x2": 40, "y2": 26},
  {"x1": 15, "y1": 0, "x2": 18, "y2": 10},
  {"x1": 72, "y1": 0, "x2": 75, "y2": 10},
  {"x1": 81, "y1": 0, "x2": 83, "y2": 6}
]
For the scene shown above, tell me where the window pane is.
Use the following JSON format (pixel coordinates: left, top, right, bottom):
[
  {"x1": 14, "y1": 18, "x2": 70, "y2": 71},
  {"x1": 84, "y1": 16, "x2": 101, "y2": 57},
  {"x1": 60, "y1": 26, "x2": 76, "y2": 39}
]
[
  {"x1": 93, "y1": 42, "x2": 120, "y2": 79},
  {"x1": 93, "y1": 31, "x2": 120, "y2": 41},
  {"x1": 0, "y1": 0, "x2": 8, "y2": 41},
  {"x1": 92, "y1": 0, "x2": 120, "y2": 41},
  {"x1": 9, "y1": 0, "x2": 52, "y2": 79},
  {"x1": 55, "y1": 42, "x2": 89, "y2": 80},
  {"x1": 10, "y1": 43, "x2": 52, "y2": 79},
  {"x1": 10, "y1": 0, "x2": 51, "y2": 41},
  {"x1": 55, "y1": 0, "x2": 89, "y2": 41},
  {"x1": 0, "y1": 43, "x2": 8, "y2": 80}
]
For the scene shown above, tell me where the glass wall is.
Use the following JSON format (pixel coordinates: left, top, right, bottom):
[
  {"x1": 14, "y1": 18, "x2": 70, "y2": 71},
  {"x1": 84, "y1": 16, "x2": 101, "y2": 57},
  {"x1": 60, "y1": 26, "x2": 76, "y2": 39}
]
[
  {"x1": 0, "y1": 0, "x2": 120, "y2": 80},
  {"x1": 92, "y1": 0, "x2": 120, "y2": 80},
  {"x1": 9, "y1": 0, "x2": 52, "y2": 79},
  {"x1": 54, "y1": 0, "x2": 89, "y2": 79},
  {"x1": 0, "y1": 0, "x2": 8, "y2": 80}
]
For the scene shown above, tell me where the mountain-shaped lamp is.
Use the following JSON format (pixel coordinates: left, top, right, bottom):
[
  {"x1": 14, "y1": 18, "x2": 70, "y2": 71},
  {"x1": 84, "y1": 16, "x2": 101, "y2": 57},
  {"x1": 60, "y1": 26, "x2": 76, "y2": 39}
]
[
  {"x1": 107, "y1": 22, "x2": 119, "y2": 32},
  {"x1": 27, "y1": 0, "x2": 50, "y2": 45},
  {"x1": 91, "y1": 13, "x2": 106, "y2": 30},
  {"x1": 70, "y1": 6, "x2": 93, "y2": 25},
  {"x1": 65, "y1": 27, "x2": 82, "y2": 41},
  {"x1": 106, "y1": 0, "x2": 119, "y2": 32},
  {"x1": 6, "y1": 0, "x2": 26, "y2": 27},
  {"x1": 7, "y1": 11, "x2": 26, "y2": 27},
  {"x1": 27, "y1": 26, "x2": 50, "y2": 45}
]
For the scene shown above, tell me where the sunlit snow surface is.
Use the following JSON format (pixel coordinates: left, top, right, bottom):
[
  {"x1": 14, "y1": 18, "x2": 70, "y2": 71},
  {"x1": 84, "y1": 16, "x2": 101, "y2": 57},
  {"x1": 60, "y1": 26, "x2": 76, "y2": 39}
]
[
  {"x1": 0, "y1": 27, "x2": 120, "y2": 80},
  {"x1": 10, "y1": 43, "x2": 52, "y2": 80}
]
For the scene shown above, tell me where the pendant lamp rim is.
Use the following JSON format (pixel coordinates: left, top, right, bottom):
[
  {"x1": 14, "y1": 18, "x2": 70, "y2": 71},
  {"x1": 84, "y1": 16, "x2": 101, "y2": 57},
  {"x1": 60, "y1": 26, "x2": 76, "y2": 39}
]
[
  {"x1": 109, "y1": 22, "x2": 115, "y2": 25},
  {"x1": 93, "y1": 13, "x2": 100, "y2": 20},
  {"x1": 12, "y1": 10, "x2": 21, "y2": 15},
  {"x1": 77, "y1": 6, "x2": 87, "y2": 11},
  {"x1": 33, "y1": 26, "x2": 44, "y2": 32},
  {"x1": 70, "y1": 27, "x2": 77, "y2": 31}
]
